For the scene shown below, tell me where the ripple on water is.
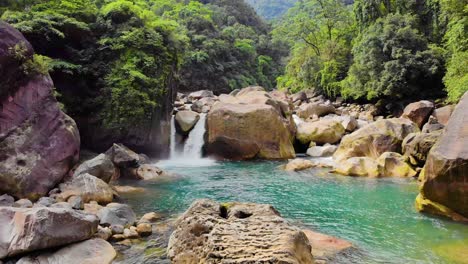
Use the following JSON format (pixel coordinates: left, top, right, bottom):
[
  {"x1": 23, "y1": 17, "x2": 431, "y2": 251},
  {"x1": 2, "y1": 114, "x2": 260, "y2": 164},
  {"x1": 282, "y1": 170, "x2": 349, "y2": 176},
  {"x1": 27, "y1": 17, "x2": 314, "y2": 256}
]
[{"x1": 121, "y1": 161, "x2": 468, "y2": 264}]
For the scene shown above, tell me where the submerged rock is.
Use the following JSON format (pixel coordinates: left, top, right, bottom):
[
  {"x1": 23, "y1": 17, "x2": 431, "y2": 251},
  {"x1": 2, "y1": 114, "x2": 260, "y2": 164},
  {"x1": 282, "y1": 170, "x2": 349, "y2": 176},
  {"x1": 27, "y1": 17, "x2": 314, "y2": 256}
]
[
  {"x1": 334, "y1": 118, "x2": 419, "y2": 161},
  {"x1": 167, "y1": 199, "x2": 314, "y2": 263},
  {"x1": 416, "y1": 92, "x2": 468, "y2": 222},
  {"x1": 283, "y1": 158, "x2": 316, "y2": 172},
  {"x1": 17, "y1": 238, "x2": 116, "y2": 264},
  {"x1": 302, "y1": 229, "x2": 353, "y2": 261},
  {"x1": 0, "y1": 22, "x2": 80, "y2": 200},
  {"x1": 0, "y1": 207, "x2": 98, "y2": 259}
]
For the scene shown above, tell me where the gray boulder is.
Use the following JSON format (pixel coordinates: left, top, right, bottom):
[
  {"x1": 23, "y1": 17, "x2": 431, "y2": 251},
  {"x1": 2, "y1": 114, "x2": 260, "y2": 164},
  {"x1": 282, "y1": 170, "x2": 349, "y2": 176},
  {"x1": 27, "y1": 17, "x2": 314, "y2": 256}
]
[
  {"x1": 58, "y1": 173, "x2": 114, "y2": 205},
  {"x1": 73, "y1": 154, "x2": 118, "y2": 183},
  {"x1": 98, "y1": 203, "x2": 137, "y2": 228},
  {"x1": 0, "y1": 207, "x2": 98, "y2": 259}
]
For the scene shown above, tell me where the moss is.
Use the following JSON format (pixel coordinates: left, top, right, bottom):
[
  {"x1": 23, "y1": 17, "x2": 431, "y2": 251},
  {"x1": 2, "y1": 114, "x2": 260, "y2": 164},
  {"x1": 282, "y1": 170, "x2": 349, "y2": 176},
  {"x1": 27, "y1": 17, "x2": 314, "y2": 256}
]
[{"x1": 144, "y1": 247, "x2": 166, "y2": 257}]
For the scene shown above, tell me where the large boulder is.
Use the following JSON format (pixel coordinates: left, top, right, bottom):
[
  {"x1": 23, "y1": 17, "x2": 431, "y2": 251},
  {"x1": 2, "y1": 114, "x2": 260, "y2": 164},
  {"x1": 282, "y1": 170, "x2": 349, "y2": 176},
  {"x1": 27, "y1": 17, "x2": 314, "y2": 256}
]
[
  {"x1": 58, "y1": 173, "x2": 114, "y2": 205},
  {"x1": 97, "y1": 203, "x2": 137, "y2": 228},
  {"x1": 416, "y1": 92, "x2": 468, "y2": 222},
  {"x1": 333, "y1": 157, "x2": 381, "y2": 177},
  {"x1": 206, "y1": 103, "x2": 295, "y2": 160},
  {"x1": 105, "y1": 143, "x2": 139, "y2": 168},
  {"x1": 333, "y1": 118, "x2": 419, "y2": 161},
  {"x1": 302, "y1": 229, "x2": 353, "y2": 261},
  {"x1": 432, "y1": 105, "x2": 455, "y2": 126},
  {"x1": 297, "y1": 102, "x2": 336, "y2": 119},
  {"x1": 0, "y1": 22, "x2": 80, "y2": 200},
  {"x1": 73, "y1": 154, "x2": 118, "y2": 183},
  {"x1": 167, "y1": 199, "x2": 314, "y2": 263},
  {"x1": 401, "y1": 100, "x2": 435, "y2": 128},
  {"x1": 306, "y1": 144, "x2": 338, "y2": 157},
  {"x1": 402, "y1": 131, "x2": 442, "y2": 166},
  {"x1": 175, "y1": 110, "x2": 199, "y2": 135},
  {"x1": 296, "y1": 120, "x2": 345, "y2": 145},
  {"x1": 377, "y1": 152, "x2": 417, "y2": 178},
  {"x1": 17, "y1": 238, "x2": 116, "y2": 264},
  {"x1": 0, "y1": 207, "x2": 98, "y2": 259}
]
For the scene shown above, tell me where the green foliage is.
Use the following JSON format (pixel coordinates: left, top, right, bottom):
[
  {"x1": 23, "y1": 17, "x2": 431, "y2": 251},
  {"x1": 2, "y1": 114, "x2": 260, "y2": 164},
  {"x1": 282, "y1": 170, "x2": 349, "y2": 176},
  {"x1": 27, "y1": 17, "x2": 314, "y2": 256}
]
[
  {"x1": 342, "y1": 13, "x2": 444, "y2": 100},
  {"x1": 273, "y1": 0, "x2": 355, "y2": 96},
  {"x1": 245, "y1": 0, "x2": 297, "y2": 20}
]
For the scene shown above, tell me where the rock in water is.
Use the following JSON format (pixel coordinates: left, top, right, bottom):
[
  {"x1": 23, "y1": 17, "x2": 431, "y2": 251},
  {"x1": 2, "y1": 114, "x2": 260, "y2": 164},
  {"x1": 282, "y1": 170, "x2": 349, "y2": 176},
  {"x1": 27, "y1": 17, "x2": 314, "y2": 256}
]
[
  {"x1": 0, "y1": 22, "x2": 80, "y2": 200},
  {"x1": 174, "y1": 110, "x2": 200, "y2": 135},
  {"x1": 416, "y1": 92, "x2": 468, "y2": 222},
  {"x1": 98, "y1": 203, "x2": 137, "y2": 228},
  {"x1": 334, "y1": 157, "x2": 382, "y2": 177},
  {"x1": 167, "y1": 199, "x2": 314, "y2": 263},
  {"x1": 16, "y1": 238, "x2": 116, "y2": 264},
  {"x1": 333, "y1": 118, "x2": 419, "y2": 161},
  {"x1": 401, "y1": 100, "x2": 435, "y2": 128},
  {"x1": 283, "y1": 158, "x2": 316, "y2": 172},
  {"x1": 73, "y1": 154, "x2": 118, "y2": 183},
  {"x1": 0, "y1": 207, "x2": 98, "y2": 259},
  {"x1": 206, "y1": 103, "x2": 295, "y2": 160}
]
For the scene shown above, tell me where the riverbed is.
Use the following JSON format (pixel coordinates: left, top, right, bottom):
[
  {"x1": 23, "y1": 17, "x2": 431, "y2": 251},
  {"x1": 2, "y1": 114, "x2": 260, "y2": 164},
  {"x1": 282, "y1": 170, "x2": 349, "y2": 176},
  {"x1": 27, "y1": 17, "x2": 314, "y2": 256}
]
[{"x1": 120, "y1": 160, "x2": 468, "y2": 264}]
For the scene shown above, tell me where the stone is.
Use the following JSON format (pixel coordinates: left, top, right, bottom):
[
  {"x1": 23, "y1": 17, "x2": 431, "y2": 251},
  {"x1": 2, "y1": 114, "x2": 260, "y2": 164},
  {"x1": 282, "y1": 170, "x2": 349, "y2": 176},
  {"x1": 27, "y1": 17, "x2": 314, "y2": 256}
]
[
  {"x1": 377, "y1": 152, "x2": 417, "y2": 177},
  {"x1": 113, "y1": 185, "x2": 146, "y2": 194},
  {"x1": 422, "y1": 122, "x2": 444, "y2": 133},
  {"x1": 123, "y1": 228, "x2": 139, "y2": 239},
  {"x1": 188, "y1": 90, "x2": 214, "y2": 101},
  {"x1": 13, "y1": 199, "x2": 33, "y2": 208},
  {"x1": 73, "y1": 154, "x2": 118, "y2": 183},
  {"x1": 138, "y1": 212, "x2": 162, "y2": 224},
  {"x1": 296, "y1": 120, "x2": 345, "y2": 145},
  {"x1": 109, "y1": 234, "x2": 126, "y2": 242},
  {"x1": 50, "y1": 202, "x2": 73, "y2": 210},
  {"x1": 95, "y1": 226, "x2": 112, "y2": 241},
  {"x1": 334, "y1": 118, "x2": 420, "y2": 161},
  {"x1": 334, "y1": 157, "x2": 381, "y2": 177},
  {"x1": 416, "y1": 92, "x2": 468, "y2": 221},
  {"x1": 283, "y1": 158, "x2": 316, "y2": 172},
  {"x1": 134, "y1": 164, "x2": 164, "y2": 180},
  {"x1": 291, "y1": 91, "x2": 307, "y2": 103},
  {"x1": 105, "y1": 143, "x2": 139, "y2": 168},
  {"x1": 0, "y1": 207, "x2": 98, "y2": 259},
  {"x1": 34, "y1": 197, "x2": 55, "y2": 208},
  {"x1": 167, "y1": 199, "x2": 314, "y2": 263},
  {"x1": 174, "y1": 110, "x2": 200, "y2": 135},
  {"x1": 302, "y1": 229, "x2": 353, "y2": 260},
  {"x1": 401, "y1": 100, "x2": 435, "y2": 128},
  {"x1": 306, "y1": 145, "x2": 338, "y2": 157},
  {"x1": 0, "y1": 23, "x2": 80, "y2": 201},
  {"x1": 0, "y1": 194, "x2": 14, "y2": 207},
  {"x1": 341, "y1": 115, "x2": 358, "y2": 132},
  {"x1": 402, "y1": 131, "x2": 442, "y2": 166},
  {"x1": 67, "y1": 196, "x2": 84, "y2": 210},
  {"x1": 58, "y1": 173, "x2": 114, "y2": 205},
  {"x1": 110, "y1": 225, "x2": 125, "y2": 235},
  {"x1": 218, "y1": 94, "x2": 240, "y2": 104},
  {"x1": 98, "y1": 203, "x2": 137, "y2": 228},
  {"x1": 297, "y1": 102, "x2": 336, "y2": 119},
  {"x1": 236, "y1": 86, "x2": 265, "y2": 97},
  {"x1": 136, "y1": 223, "x2": 152, "y2": 237},
  {"x1": 84, "y1": 201, "x2": 103, "y2": 215},
  {"x1": 433, "y1": 105, "x2": 455, "y2": 126},
  {"x1": 206, "y1": 103, "x2": 295, "y2": 160},
  {"x1": 16, "y1": 238, "x2": 116, "y2": 264}
]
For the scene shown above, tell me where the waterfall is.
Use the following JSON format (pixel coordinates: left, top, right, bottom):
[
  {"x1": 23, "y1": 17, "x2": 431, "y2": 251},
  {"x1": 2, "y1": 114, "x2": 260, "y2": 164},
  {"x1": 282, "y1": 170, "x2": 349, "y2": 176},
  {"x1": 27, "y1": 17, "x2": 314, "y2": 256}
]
[
  {"x1": 182, "y1": 113, "x2": 206, "y2": 158},
  {"x1": 166, "y1": 113, "x2": 213, "y2": 166}
]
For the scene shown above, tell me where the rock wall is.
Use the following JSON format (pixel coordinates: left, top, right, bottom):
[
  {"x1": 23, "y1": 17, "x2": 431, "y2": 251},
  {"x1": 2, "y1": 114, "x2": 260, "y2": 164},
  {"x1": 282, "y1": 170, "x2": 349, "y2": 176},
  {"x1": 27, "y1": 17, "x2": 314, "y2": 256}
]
[{"x1": 0, "y1": 22, "x2": 80, "y2": 200}]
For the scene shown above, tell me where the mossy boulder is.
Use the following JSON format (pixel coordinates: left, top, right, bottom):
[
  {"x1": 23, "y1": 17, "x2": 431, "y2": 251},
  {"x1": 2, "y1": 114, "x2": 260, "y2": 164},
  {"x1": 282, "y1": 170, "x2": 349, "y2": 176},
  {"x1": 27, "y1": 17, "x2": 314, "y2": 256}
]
[
  {"x1": 333, "y1": 118, "x2": 419, "y2": 161},
  {"x1": 377, "y1": 152, "x2": 417, "y2": 177},
  {"x1": 334, "y1": 157, "x2": 381, "y2": 177}
]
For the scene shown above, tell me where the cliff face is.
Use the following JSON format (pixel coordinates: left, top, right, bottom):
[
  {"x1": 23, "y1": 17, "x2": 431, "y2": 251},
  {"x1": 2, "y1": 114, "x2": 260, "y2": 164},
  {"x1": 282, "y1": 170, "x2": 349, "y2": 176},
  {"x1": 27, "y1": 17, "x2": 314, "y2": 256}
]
[{"x1": 0, "y1": 22, "x2": 80, "y2": 200}]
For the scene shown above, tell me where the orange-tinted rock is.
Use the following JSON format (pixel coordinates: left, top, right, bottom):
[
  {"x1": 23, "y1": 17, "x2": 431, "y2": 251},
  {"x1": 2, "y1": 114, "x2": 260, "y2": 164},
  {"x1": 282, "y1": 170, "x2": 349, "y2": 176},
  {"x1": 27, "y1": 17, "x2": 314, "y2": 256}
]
[
  {"x1": 417, "y1": 92, "x2": 468, "y2": 221},
  {"x1": 401, "y1": 100, "x2": 434, "y2": 128},
  {"x1": 432, "y1": 105, "x2": 455, "y2": 126}
]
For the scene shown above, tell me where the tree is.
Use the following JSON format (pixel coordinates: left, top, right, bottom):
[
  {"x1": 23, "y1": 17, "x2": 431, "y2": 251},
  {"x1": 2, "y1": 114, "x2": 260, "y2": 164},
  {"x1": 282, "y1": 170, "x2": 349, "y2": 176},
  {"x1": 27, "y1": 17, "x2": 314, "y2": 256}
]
[
  {"x1": 342, "y1": 13, "x2": 444, "y2": 100},
  {"x1": 273, "y1": 0, "x2": 355, "y2": 95}
]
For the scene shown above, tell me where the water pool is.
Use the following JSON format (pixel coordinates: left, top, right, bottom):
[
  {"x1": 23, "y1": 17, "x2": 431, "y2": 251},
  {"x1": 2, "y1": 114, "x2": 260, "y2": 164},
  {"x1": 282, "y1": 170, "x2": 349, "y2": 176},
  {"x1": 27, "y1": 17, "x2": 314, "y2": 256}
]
[{"x1": 120, "y1": 160, "x2": 468, "y2": 263}]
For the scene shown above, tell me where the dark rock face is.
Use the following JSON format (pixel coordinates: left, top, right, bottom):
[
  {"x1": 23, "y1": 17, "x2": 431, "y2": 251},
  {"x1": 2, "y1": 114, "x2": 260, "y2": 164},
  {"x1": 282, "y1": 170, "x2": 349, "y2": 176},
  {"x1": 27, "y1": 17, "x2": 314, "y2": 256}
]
[
  {"x1": 73, "y1": 153, "x2": 118, "y2": 183},
  {"x1": 417, "y1": 92, "x2": 468, "y2": 221},
  {"x1": 0, "y1": 22, "x2": 80, "y2": 200},
  {"x1": 0, "y1": 207, "x2": 98, "y2": 259}
]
